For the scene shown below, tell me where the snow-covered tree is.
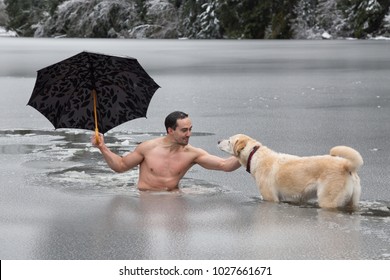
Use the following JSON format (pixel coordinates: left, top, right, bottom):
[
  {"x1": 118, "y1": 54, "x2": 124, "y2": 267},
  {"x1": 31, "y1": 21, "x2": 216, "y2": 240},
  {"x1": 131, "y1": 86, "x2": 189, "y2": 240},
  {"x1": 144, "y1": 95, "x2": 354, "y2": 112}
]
[
  {"x1": 180, "y1": 0, "x2": 221, "y2": 38},
  {"x1": 0, "y1": 0, "x2": 8, "y2": 26},
  {"x1": 384, "y1": 7, "x2": 390, "y2": 30},
  {"x1": 316, "y1": 0, "x2": 347, "y2": 38},
  {"x1": 36, "y1": 0, "x2": 141, "y2": 38},
  {"x1": 291, "y1": 0, "x2": 318, "y2": 39},
  {"x1": 345, "y1": 0, "x2": 388, "y2": 38},
  {"x1": 5, "y1": 0, "x2": 48, "y2": 36},
  {"x1": 196, "y1": 1, "x2": 220, "y2": 38},
  {"x1": 3, "y1": 0, "x2": 390, "y2": 38}
]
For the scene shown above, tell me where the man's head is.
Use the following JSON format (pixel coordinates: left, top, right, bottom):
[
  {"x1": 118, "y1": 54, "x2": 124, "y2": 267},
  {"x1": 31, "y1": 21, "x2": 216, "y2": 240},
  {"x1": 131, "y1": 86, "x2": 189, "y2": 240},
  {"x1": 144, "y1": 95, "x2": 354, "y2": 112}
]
[
  {"x1": 164, "y1": 111, "x2": 189, "y2": 132},
  {"x1": 165, "y1": 111, "x2": 192, "y2": 146}
]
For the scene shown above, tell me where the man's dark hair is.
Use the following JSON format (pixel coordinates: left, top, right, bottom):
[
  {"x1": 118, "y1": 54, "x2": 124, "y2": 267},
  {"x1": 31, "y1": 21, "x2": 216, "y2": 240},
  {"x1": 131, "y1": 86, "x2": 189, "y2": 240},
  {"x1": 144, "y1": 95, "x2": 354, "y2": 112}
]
[{"x1": 164, "y1": 111, "x2": 188, "y2": 132}]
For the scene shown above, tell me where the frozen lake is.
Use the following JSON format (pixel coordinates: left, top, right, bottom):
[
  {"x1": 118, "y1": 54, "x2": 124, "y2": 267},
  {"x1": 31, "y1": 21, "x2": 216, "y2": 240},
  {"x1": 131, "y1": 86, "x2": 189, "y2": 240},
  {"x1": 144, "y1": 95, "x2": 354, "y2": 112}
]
[{"x1": 0, "y1": 38, "x2": 389, "y2": 259}]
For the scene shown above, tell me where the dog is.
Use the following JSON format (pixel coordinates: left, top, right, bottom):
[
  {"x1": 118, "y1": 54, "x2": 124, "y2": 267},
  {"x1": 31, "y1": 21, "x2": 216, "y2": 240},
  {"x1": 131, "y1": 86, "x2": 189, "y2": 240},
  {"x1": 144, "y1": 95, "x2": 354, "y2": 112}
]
[{"x1": 218, "y1": 134, "x2": 363, "y2": 210}]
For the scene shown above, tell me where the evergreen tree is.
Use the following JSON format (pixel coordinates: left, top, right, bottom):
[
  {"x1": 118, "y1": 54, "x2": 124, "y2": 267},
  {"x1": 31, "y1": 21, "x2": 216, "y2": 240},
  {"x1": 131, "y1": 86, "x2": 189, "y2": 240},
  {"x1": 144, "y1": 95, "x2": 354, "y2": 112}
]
[
  {"x1": 0, "y1": 0, "x2": 8, "y2": 26},
  {"x1": 270, "y1": 0, "x2": 297, "y2": 39},
  {"x1": 343, "y1": 0, "x2": 389, "y2": 38},
  {"x1": 135, "y1": 0, "x2": 147, "y2": 22},
  {"x1": 291, "y1": 0, "x2": 318, "y2": 38},
  {"x1": 5, "y1": 0, "x2": 53, "y2": 36},
  {"x1": 216, "y1": 0, "x2": 242, "y2": 38},
  {"x1": 241, "y1": 0, "x2": 272, "y2": 38},
  {"x1": 180, "y1": 0, "x2": 202, "y2": 38},
  {"x1": 197, "y1": 1, "x2": 220, "y2": 38},
  {"x1": 3, "y1": 0, "x2": 390, "y2": 38},
  {"x1": 216, "y1": 0, "x2": 273, "y2": 39},
  {"x1": 383, "y1": 6, "x2": 390, "y2": 33},
  {"x1": 316, "y1": 0, "x2": 346, "y2": 37}
]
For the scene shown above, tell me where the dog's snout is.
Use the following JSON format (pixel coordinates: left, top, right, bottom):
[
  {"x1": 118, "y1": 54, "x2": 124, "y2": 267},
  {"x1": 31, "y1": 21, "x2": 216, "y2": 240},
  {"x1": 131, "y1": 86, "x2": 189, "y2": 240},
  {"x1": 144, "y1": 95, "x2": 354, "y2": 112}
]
[{"x1": 218, "y1": 140, "x2": 221, "y2": 144}]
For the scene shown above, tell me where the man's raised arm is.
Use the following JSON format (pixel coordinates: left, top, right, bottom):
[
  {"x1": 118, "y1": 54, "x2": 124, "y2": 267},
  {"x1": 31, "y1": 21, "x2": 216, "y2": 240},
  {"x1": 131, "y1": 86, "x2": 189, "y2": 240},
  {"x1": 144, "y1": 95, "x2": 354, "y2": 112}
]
[{"x1": 92, "y1": 134, "x2": 144, "y2": 173}]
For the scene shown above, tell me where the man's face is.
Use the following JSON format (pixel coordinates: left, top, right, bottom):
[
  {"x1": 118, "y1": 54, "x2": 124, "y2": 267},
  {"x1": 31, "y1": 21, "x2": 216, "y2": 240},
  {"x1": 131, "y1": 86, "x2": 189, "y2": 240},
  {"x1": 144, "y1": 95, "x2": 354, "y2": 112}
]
[{"x1": 170, "y1": 118, "x2": 192, "y2": 146}]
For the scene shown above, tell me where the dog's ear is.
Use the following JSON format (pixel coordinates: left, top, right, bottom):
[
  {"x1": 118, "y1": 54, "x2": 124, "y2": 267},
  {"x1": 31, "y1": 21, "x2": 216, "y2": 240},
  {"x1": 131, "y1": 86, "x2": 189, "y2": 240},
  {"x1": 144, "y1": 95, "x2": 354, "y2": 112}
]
[{"x1": 234, "y1": 138, "x2": 247, "y2": 156}]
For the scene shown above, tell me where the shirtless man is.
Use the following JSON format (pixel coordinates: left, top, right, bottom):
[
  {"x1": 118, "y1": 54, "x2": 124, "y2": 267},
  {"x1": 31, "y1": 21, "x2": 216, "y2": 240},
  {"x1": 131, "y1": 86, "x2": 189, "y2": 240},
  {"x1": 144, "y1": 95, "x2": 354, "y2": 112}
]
[{"x1": 92, "y1": 111, "x2": 240, "y2": 191}]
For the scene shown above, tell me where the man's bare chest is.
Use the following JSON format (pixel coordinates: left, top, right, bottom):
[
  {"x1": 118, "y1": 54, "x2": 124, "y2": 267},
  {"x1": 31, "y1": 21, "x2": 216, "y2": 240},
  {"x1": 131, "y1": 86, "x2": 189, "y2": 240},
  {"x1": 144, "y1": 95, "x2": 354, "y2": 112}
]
[{"x1": 143, "y1": 148, "x2": 195, "y2": 176}]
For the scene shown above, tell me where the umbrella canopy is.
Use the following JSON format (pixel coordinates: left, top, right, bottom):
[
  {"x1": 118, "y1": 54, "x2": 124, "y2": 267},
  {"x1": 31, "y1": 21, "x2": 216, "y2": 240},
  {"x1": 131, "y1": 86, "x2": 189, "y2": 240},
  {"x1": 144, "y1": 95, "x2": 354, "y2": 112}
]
[{"x1": 27, "y1": 51, "x2": 160, "y2": 137}]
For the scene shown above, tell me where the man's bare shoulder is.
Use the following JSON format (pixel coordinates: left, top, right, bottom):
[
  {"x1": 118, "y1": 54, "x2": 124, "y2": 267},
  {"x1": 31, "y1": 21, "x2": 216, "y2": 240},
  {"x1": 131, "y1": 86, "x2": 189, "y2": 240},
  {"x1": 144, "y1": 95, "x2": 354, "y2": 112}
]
[
  {"x1": 137, "y1": 137, "x2": 164, "y2": 150},
  {"x1": 185, "y1": 144, "x2": 209, "y2": 156}
]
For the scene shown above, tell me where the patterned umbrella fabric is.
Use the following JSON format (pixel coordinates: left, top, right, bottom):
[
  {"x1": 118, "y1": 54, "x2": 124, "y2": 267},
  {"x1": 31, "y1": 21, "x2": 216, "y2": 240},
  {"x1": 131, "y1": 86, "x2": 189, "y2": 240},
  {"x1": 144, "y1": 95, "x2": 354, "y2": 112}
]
[{"x1": 27, "y1": 51, "x2": 160, "y2": 135}]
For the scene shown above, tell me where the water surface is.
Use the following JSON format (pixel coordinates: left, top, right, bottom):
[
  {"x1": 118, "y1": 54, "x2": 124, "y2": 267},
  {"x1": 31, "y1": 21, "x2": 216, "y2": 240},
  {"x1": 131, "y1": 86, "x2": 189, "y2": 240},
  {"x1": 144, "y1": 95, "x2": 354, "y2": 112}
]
[{"x1": 0, "y1": 38, "x2": 389, "y2": 259}]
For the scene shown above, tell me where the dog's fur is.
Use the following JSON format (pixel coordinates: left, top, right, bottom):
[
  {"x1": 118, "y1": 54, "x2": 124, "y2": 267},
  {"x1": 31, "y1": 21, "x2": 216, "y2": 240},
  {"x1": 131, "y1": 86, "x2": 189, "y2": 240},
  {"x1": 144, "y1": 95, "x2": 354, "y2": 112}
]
[{"x1": 218, "y1": 134, "x2": 363, "y2": 210}]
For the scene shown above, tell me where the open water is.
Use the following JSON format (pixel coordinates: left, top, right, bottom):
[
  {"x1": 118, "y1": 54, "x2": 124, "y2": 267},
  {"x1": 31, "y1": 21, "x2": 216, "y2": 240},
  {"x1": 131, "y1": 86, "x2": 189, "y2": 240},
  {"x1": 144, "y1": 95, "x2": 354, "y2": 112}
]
[{"x1": 0, "y1": 38, "x2": 389, "y2": 259}]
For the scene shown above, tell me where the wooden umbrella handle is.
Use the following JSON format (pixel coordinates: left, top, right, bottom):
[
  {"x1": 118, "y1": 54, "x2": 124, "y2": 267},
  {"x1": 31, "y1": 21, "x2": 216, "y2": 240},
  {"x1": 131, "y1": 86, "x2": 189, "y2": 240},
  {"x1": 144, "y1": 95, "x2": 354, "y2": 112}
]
[{"x1": 92, "y1": 89, "x2": 100, "y2": 145}]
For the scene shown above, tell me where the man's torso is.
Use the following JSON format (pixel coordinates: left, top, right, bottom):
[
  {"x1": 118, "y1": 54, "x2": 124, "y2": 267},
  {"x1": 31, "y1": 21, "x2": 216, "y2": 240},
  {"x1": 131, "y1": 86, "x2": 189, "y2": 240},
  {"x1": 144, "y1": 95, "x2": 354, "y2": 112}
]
[{"x1": 137, "y1": 138, "x2": 199, "y2": 191}]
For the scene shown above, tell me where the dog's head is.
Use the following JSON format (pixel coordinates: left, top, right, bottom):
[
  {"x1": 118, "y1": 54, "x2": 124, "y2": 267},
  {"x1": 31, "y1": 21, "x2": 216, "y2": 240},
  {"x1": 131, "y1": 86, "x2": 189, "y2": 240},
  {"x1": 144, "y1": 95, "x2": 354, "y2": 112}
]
[{"x1": 218, "y1": 134, "x2": 260, "y2": 161}]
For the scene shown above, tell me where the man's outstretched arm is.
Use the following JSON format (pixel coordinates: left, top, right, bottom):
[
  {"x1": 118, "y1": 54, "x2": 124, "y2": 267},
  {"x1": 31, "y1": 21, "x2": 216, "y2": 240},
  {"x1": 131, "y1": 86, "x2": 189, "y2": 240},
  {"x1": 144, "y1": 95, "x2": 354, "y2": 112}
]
[{"x1": 195, "y1": 149, "x2": 241, "y2": 172}]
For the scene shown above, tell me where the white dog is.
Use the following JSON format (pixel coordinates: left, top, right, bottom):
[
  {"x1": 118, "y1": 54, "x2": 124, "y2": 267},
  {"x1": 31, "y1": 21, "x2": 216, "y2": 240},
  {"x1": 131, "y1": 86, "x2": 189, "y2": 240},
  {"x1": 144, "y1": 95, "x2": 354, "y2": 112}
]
[{"x1": 218, "y1": 134, "x2": 363, "y2": 210}]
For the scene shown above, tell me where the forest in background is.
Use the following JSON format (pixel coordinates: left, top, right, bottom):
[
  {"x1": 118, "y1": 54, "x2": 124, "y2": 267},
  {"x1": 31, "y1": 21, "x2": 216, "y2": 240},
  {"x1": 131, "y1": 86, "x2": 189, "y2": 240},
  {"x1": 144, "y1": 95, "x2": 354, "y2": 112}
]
[{"x1": 1, "y1": 0, "x2": 389, "y2": 39}]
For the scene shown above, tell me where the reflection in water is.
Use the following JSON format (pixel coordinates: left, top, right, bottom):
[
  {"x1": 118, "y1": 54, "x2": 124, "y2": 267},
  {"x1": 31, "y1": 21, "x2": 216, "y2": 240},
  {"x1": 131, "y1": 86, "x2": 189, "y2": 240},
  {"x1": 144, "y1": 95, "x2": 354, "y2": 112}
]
[
  {"x1": 22, "y1": 190, "x2": 390, "y2": 259},
  {"x1": 110, "y1": 193, "x2": 190, "y2": 259}
]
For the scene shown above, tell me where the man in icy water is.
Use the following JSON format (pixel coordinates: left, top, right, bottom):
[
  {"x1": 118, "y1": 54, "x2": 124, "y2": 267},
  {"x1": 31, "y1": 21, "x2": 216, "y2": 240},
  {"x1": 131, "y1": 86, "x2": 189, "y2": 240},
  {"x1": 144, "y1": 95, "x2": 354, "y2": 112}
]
[{"x1": 92, "y1": 111, "x2": 240, "y2": 191}]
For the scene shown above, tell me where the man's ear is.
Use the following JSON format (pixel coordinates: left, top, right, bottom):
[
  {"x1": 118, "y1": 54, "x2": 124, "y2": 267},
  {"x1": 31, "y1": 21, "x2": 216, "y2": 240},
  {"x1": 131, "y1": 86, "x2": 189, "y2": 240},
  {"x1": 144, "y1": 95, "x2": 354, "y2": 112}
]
[
  {"x1": 167, "y1": 127, "x2": 174, "y2": 134},
  {"x1": 234, "y1": 138, "x2": 247, "y2": 156}
]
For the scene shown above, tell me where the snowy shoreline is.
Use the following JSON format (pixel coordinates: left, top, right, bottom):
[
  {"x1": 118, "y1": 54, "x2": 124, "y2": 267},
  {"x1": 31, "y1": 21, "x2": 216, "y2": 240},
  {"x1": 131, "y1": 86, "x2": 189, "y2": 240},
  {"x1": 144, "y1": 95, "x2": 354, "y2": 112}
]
[
  {"x1": 1, "y1": 25, "x2": 389, "y2": 40},
  {"x1": 0, "y1": 26, "x2": 17, "y2": 37}
]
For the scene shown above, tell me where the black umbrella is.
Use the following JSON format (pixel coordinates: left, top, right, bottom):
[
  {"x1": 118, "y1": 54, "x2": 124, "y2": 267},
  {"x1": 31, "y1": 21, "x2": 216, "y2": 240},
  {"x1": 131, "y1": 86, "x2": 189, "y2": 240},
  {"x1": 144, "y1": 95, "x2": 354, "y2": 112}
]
[{"x1": 27, "y1": 51, "x2": 160, "y2": 142}]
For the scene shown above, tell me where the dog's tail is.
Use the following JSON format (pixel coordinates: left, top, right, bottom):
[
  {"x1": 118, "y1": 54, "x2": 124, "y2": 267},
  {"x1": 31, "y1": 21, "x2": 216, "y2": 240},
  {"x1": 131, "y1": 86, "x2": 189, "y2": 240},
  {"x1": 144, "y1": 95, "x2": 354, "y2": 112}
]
[{"x1": 330, "y1": 146, "x2": 363, "y2": 172}]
